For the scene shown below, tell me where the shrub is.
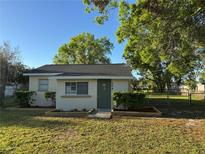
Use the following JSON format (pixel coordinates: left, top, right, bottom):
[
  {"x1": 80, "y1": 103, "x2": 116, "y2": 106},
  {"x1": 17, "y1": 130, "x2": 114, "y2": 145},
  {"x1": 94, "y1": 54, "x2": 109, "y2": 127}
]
[
  {"x1": 15, "y1": 91, "x2": 36, "y2": 107},
  {"x1": 82, "y1": 108, "x2": 87, "y2": 112},
  {"x1": 70, "y1": 108, "x2": 79, "y2": 112},
  {"x1": 113, "y1": 92, "x2": 146, "y2": 109},
  {"x1": 44, "y1": 92, "x2": 56, "y2": 106}
]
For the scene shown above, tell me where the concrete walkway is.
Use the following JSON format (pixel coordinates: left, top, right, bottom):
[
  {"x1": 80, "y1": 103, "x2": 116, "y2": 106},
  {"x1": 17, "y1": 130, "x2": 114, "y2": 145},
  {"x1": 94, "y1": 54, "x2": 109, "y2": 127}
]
[{"x1": 88, "y1": 111, "x2": 112, "y2": 119}]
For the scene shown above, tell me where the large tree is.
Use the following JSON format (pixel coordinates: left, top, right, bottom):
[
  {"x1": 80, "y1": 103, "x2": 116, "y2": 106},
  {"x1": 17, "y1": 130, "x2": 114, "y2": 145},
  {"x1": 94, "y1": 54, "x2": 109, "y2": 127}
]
[
  {"x1": 53, "y1": 33, "x2": 113, "y2": 64},
  {"x1": 8, "y1": 62, "x2": 28, "y2": 88},
  {"x1": 83, "y1": 0, "x2": 205, "y2": 92},
  {"x1": 0, "y1": 42, "x2": 27, "y2": 107}
]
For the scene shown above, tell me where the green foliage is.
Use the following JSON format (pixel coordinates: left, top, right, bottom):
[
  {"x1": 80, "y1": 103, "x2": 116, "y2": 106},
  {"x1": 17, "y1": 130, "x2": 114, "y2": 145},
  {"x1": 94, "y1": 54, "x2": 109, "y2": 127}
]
[
  {"x1": 2, "y1": 96, "x2": 18, "y2": 108},
  {"x1": 15, "y1": 91, "x2": 36, "y2": 107},
  {"x1": 0, "y1": 42, "x2": 28, "y2": 108},
  {"x1": 44, "y1": 92, "x2": 56, "y2": 100},
  {"x1": 83, "y1": 0, "x2": 205, "y2": 92},
  {"x1": 44, "y1": 92, "x2": 56, "y2": 103},
  {"x1": 113, "y1": 92, "x2": 146, "y2": 109},
  {"x1": 201, "y1": 70, "x2": 205, "y2": 80},
  {"x1": 0, "y1": 42, "x2": 23, "y2": 106},
  {"x1": 8, "y1": 62, "x2": 28, "y2": 86},
  {"x1": 117, "y1": 0, "x2": 204, "y2": 92},
  {"x1": 53, "y1": 33, "x2": 113, "y2": 64},
  {"x1": 130, "y1": 77, "x2": 150, "y2": 91},
  {"x1": 83, "y1": 0, "x2": 118, "y2": 24},
  {"x1": 183, "y1": 72, "x2": 198, "y2": 90},
  {"x1": 199, "y1": 77, "x2": 204, "y2": 84}
]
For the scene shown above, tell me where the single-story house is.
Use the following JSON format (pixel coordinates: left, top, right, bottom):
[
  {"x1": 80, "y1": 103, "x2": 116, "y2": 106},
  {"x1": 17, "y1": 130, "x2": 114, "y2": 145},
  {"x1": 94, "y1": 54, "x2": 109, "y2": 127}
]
[
  {"x1": 23, "y1": 64, "x2": 133, "y2": 111},
  {"x1": 180, "y1": 83, "x2": 205, "y2": 94}
]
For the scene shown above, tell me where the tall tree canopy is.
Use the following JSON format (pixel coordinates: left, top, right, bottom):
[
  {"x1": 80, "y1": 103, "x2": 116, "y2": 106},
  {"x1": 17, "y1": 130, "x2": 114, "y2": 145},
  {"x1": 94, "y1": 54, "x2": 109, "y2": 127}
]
[
  {"x1": 53, "y1": 33, "x2": 113, "y2": 64},
  {"x1": 84, "y1": 0, "x2": 205, "y2": 91},
  {"x1": 0, "y1": 42, "x2": 27, "y2": 106}
]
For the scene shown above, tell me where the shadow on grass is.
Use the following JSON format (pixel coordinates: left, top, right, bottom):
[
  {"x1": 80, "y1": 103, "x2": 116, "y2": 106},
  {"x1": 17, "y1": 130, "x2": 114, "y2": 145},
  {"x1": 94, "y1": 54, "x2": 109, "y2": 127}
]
[
  {"x1": 0, "y1": 109, "x2": 79, "y2": 129},
  {"x1": 145, "y1": 98, "x2": 205, "y2": 119},
  {"x1": 1, "y1": 102, "x2": 205, "y2": 124},
  {"x1": 2, "y1": 96, "x2": 19, "y2": 108}
]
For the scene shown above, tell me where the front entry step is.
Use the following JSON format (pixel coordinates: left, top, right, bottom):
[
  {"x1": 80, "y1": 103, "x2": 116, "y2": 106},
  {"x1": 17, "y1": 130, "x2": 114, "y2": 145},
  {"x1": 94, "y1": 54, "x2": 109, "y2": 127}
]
[{"x1": 88, "y1": 111, "x2": 112, "y2": 119}]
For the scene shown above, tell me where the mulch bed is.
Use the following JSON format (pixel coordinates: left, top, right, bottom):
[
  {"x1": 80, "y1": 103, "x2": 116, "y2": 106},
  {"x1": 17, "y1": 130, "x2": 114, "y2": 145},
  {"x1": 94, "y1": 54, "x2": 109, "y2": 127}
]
[
  {"x1": 112, "y1": 106, "x2": 162, "y2": 117},
  {"x1": 114, "y1": 107, "x2": 157, "y2": 112}
]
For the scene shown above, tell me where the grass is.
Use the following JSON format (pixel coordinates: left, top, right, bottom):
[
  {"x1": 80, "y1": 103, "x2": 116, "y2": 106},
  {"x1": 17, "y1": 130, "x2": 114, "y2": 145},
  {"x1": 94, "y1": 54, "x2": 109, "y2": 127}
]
[
  {"x1": 1, "y1": 109, "x2": 205, "y2": 153},
  {"x1": 146, "y1": 93, "x2": 205, "y2": 105},
  {"x1": 145, "y1": 94, "x2": 205, "y2": 118},
  {"x1": 2, "y1": 96, "x2": 19, "y2": 108}
]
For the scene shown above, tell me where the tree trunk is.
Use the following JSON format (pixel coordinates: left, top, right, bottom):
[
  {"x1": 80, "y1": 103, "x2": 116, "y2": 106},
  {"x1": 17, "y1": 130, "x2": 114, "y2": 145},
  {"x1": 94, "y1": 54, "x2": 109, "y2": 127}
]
[
  {"x1": 154, "y1": 78, "x2": 166, "y2": 93},
  {"x1": 0, "y1": 58, "x2": 7, "y2": 108},
  {"x1": 159, "y1": 83, "x2": 165, "y2": 93},
  {"x1": 0, "y1": 64, "x2": 4, "y2": 108}
]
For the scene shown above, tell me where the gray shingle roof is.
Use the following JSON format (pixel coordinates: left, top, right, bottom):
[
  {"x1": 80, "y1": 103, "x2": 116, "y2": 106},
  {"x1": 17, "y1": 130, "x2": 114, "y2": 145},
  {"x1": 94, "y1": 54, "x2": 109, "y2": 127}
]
[{"x1": 25, "y1": 64, "x2": 132, "y2": 77}]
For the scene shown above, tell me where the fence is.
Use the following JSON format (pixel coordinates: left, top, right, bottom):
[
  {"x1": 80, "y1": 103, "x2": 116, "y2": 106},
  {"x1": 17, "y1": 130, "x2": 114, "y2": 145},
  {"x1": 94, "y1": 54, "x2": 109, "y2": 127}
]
[
  {"x1": 142, "y1": 89, "x2": 205, "y2": 105},
  {"x1": 4, "y1": 86, "x2": 16, "y2": 97}
]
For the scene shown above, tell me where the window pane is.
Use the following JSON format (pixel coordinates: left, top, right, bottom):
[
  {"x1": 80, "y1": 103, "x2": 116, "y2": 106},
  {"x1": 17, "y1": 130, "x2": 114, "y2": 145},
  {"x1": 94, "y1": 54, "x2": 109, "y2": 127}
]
[
  {"x1": 71, "y1": 83, "x2": 76, "y2": 91},
  {"x1": 65, "y1": 84, "x2": 70, "y2": 94},
  {"x1": 77, "y1": 82, "x2": 88, "y2": 94},
  {"x1": 70, "y1": 91, "x2": 76, "y2": 94},
  {"x1": 65, "y1": 82, "x2": 76, "y2": 94},
  {"x1": 39, "y1": 79, "x2": 48, "y2": 91},
  {"x1": 39, "y1": 84, "x2": 48, "y2": 91},
  {"x1": 39, "y1": 79, "x2": 48, "y2": 85}
]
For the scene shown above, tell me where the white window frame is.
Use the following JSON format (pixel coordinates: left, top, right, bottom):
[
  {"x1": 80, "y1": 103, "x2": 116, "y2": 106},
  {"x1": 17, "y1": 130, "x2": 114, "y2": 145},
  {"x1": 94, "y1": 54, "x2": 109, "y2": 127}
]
[
  {"x1": 38, "y1": 79, "x2": 48, "y2": 91},
  {"x1": 65, "y1": 82, "x2": 77, "y2": 95},
  {"x1": 65, "y1": 82, "x2": 88, "y2": 95}
]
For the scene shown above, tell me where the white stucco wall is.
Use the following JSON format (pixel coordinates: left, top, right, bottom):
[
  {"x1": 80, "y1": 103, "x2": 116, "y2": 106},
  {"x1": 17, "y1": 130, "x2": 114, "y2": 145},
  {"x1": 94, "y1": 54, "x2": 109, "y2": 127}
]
[
  {"x1": 29, "y1": 76, "x2": 130, "y2": 109},
  {"x1": 29, "y1": 76, "x2": 57, "y2": 107},
  {"x1": 56, "y1": 79, "x2": 97, "y2": 111},
  {"x1": 112, "y1": 79, "x2": 129, "y2": 93}
]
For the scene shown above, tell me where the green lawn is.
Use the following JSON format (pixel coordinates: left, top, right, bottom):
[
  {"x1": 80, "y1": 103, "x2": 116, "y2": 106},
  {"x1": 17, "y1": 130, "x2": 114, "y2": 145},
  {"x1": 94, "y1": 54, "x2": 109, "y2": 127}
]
[
  {"x1": 1, "y1": 109, "x2": 205, "y2": 153},
  {"x1": 2, "y1": 96, "x2": 19, "y2": 108},
  {"x1": 146, "y1": 93, "x2": 205, "y2": 105}
]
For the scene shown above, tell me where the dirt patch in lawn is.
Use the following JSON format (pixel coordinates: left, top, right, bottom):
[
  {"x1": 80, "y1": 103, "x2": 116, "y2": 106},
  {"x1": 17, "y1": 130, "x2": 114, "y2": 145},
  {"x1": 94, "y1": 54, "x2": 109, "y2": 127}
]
[
  {"x1": 53, "y1": 128, "x2": 77, "y2": 141},
  {"x1": 185, "y1": 119, "x2": 202, "y2": 127},
  {"x1": 185, "y1": 120, "x2": 205, "y2": 141}
]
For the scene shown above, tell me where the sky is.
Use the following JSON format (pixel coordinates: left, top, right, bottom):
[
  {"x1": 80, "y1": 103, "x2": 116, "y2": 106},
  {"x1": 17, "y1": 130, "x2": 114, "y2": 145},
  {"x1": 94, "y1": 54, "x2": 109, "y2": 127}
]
[{"x1": 0, "y1": 0, "x2": 127, "y2": 68}]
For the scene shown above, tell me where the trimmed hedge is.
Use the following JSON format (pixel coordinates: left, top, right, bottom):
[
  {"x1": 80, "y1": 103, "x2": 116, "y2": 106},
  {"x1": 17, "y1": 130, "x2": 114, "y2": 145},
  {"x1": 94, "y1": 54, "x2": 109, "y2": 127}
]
[
  {"x1": 113, "y1": 92, "x2": 146, "y2": 109},
  {"x1": 44, "y1": 92, "x2": 56, "y2": 106},
  {"x1": 15, "y1": 91, "x2": 36, "y2": 107},
  {"x1": 44, "y1": 92, "x2": 56, "y2": 101}
]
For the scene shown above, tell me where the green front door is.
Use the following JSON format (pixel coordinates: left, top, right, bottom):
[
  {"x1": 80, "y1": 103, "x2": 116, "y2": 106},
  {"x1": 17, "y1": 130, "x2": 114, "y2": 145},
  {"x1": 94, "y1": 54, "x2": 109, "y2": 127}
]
[{"x1": 97, "y1": 79, "x2": 111, "y2": 110}]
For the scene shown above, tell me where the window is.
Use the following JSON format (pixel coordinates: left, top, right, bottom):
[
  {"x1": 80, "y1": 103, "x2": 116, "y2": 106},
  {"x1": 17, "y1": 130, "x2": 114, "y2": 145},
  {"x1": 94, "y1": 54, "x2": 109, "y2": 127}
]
[
  {"x1": 77, "y1": 82, "x2": 88, "y2": 94},
  {"x1": 65, "y1": 82, "x2": 77, "y2": 94},
  {"x1": 39, "y1": 79, "x2": 48, "y2": 91},
  {"x1": 65, "y1": 82, "x2": 88, "y2": 95}
]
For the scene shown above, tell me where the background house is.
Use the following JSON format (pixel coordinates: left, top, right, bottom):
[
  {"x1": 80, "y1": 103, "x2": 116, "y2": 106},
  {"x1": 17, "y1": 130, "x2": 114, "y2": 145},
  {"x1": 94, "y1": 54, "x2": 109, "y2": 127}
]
[{"x1": 180, "y1": 83, "x2": 205, "y2": 93}]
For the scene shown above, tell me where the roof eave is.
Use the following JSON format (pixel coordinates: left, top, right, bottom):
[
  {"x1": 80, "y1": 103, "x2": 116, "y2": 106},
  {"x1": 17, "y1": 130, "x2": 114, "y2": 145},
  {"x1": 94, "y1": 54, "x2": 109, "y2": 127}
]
[
  {"x1": 23, "y1": 73, "x2": 62, "y2": 76},
  {"x1": 48, "y1": 76, "x2": 133, "y2": 80}
]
